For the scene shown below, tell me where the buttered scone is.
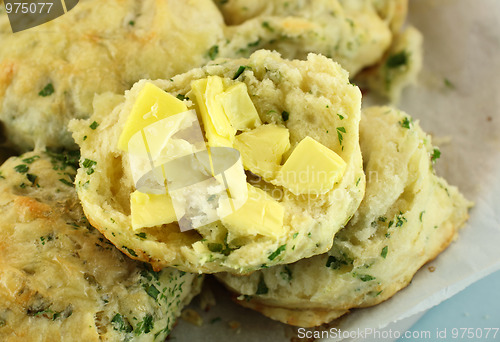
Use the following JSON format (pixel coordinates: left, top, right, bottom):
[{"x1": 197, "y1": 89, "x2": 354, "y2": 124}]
[
  {"x1": 0, "y1": 152, "x2": 203, "y2": 341},
  {"x1": 216, "y1": 0, "x2": 408, "y2": 76},
  {"x1": 216, "y1": 106, "x2": 472, "y2": 327},
  {"x1": 69, "y1": 50, "x2": 365, "y2": 274},
  {"x1": 0, "y1": 0, "x2": 225, "y2": 150}
]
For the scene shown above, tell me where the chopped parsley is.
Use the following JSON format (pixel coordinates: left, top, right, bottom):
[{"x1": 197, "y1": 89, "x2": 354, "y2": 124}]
[
  {"x1": 255, "y1": 275, "x2": 268, "y2": 295},
  {"x1": 326, "y1": 253, "x2": 352, "y2": 270},
  {"x1": 280, "y1": 265, "x2": 292, "y2": 282},
  {"x1": 430, "y1": 148, "x2": 441, "y2": 163},
  {"x1": 22, "y1": 155, "x2": 40, "y2": 164},
  {"x1": 395, "y1": 212, "x2": 407, "y2": 227},
  {"x1": 38, "y1": 83, "x2": 55, "y2": 97},
  {"x1": 207, "y1": 45, "x2": 219, "y2": 60},
  {"x1": 122, "y1": 246, "x2": 137, "y2": 257},
  {"x1": 337, "y1": 113, "x2": 344, "y2": 120},
  {"x1": 268, "y1": 244, "x2": 286, "y2": 260},
  {"x1": 176, "y1": 94, "x2": 189, "y2": 101},
  {"x1": 82, "y1": 158, "x2": 97, "y2": 175},
  {"x1": 281, "y1": 111, "x2": 289, "y2": 121},
  {"x1": 89, "y1": 121, "x2": 99, "y2": 130},
  {"x1": 399, "y1": 117, "x2": 412, "y2": 129},
  {"x1": 14, "y1": 164, "x2": 29, "y2": 174},
  {"x1": 262, "y1": 21, "x2": 274, "y2": 32},
  {"x1": 381, "y1": 246, "x2": 388, "y2": 259},
  {"x1": 386, "y1": 51, "x2": 408, "y2": 69},
  {"x1": 210, "y1": 317, "x2": 222, "y2": 324},
  {"x1": 59, "y1": 178, "x2": 73, "y2": 187},
  {"x1": 419, "y1": 211, "x2": 425, "y2": 222},
  {"x1": 135, "y1": 314, "x2": 154, "y2": 335},
  {"x1": 355, "y1": 273, "x2": 376, "y2": 282},
  {"x1": 27, "y1": 173, "x2": 37, "y2": 184},
  {"x1": 444, "y1": 78, "x2": 455, "y2": 89},
  {"x1": 128, "y1": 20, "x2": 135, "y2": 26},
  {"x1": 233, "y1": 65, "x2": 249, "y2": 80},
  {"x1": 135, "y1": 232, "x2": 147, "y2": 239},
  {"x1": 336, "y1": 127, "x2": 346, "y2": 145},
  {"x1": 111, "y1": 313, "x2": 133, "y2": 333},
  {"x1": 145, "y1": 284, "x2": 160, "y2": 301}
]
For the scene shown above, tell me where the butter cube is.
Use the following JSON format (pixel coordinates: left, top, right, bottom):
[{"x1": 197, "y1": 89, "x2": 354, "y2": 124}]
[
  {"x1": 189, "y1": 77, "x2": 235, "y2": 147},
  {"x1": 221, "y1": 184, "x2": 285, "y2": 238},
  {"x1": 130, "y1": 191, "x2": 179, "y2": 230},
  {"x1": 218, "y1": 82, "x2": 262, "y2": 131},
  {"x1": 234, "y1": 124, "x2": 290, "y2": 180},
  {"x1": 118, "y1": 83, "x2": 188, "y2": 151},
  {"x1": 276, "y1": 136, "x2": 346, "y2": 195}
]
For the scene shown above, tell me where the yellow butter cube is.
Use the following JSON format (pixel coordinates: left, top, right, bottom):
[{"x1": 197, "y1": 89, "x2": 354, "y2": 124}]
[
  {"x1": 118, "y1": 83, "x2": 188, "y2": 151},
  {"x1": 218, "y1": 82, "x2": 262, "y2": 131},
  {"x1": 276, "y1": 136, "x2": 346, "y2": 195},
  {"x1": 234, "y1": 124, "x2": 290, "y2": 180},
  {"x1": 130, "y1": 191, "x2": 179, "y2": 230},
  {"x1": 189, "y1": 77, "x2": 235, "y2": 147},
  {"x1": 221, "y1": 184, "x2": 285, "y2": 238}
]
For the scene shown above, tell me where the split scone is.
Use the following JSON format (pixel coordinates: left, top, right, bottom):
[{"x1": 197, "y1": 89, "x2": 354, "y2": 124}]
[
  {"x1": 0, "y1": 0, "x2": 225, "y2": 150},
  {"x1": 216, "y1": 0, "x2": 409, "y2": 76},
  {"x1": 216, "y1": 106, "x2": 472, "y2": 327},
  {"x1": 69, "y1": 50, "x2": 365, "y2": 274},
  {"x1": 0, "y1": 151, "x2": 203, "y2": 341}
]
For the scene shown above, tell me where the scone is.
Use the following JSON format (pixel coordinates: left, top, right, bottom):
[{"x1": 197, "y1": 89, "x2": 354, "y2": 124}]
[
  {"x1": 216, "y1": 106, "x2": 472, "y2": 327},
  {"x1": 0, "y1": 151, "x2": 203, "y2": 341},
  {"x1": 69, "y1": 50, "x2": 365, "y2": 274},
  {"x1": 0, "y1": 0, "x2": 225, "y2": 150},
  {"x1": 216, "y1": 0, "x2": 409, "y2": 76}
]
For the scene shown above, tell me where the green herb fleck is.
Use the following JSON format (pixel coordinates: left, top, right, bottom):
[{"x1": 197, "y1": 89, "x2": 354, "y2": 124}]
[
  {"x1": 176, "y1": 94, "x2": 189, "y2": 101},
  {"x1": 14, "y1": 164, "x2": 29, "y2": 174},
  {"x1": 356, "y1": 177, "x2": 361, "y2": 186},
  {"x1": 255, "y1": 276, "x2": 268, "y2": 295},
  {"x1": 210, "y1": 317, "x2": 222, "y2": 324},
  {"x1": 89, "y1": 121, "x2": 99, "y2": 130},
  {"x1": 22, "y1": 156, "x2": 40, "y2": 164},
  {"x1": 419, "y1": 211, "x2": 425, "y2": 222},
  {"x1": 207, "y1": 45, "x2": 219, "y2": 60},
  {"x1": 336, "y1": 127, "x2": 346, "y2": 145},
  {"x1": 356, "y1": 273, "x2": 376, "y2": 282},
  {"x1": 337, "y1": 114, "x2": 344, "y2": 120},
  {"x1": 59, "y1": 178, "x2": 73, "y2": 187},
  {"x1": 381, "y1": 246, "x2": 388, "y2": 259},
  {"x1": 280, "y1": 265, "x2": 292, "y2": 282},
  {"x1": 386, "y1": 51, "x2": 408, "y2": 69},
  {"x1": 281, "y1": 111, "x2": 289, "y2": 121},
  {"x1": 268, "y1": 244, "x2": 286, "y2": 260},
  {"x1": 292, "y1": 232, "x2": 298, "y2": 239},
  {"x1": 122, "y1": 246, "x2": 137, "y2": 257},
  {"x1": 378, "y1": 216, "x2": 387, "y2": 222},
  {"x1": 395, "y1": 211, "x2": 407, "y2": 228},
  {"x1": 399, "y1": 117, "x2": 412, "y2": 129},
  {"x1": 262, "y1": 21, "x2": 274, "y2": 32},
  {"x1": 431, "y1": 148, "x2": 441, "y2": 163},
  {"x1": 82, "y1": 158, "x2": 97, "y2": 175},
  {"x1": 111, "y1": 313, "x2": 133, "y2": 333},
  {"x1": 233, "y1": 65, "x2": 249, "y2": 80},
  {"x1": 129, "y1": 20, "x2": 135, "y2": 26},
  {"x1": 27, "y1": 173, "x2": 37, "y2": 184},
  {"x1": 39, "y1": 83, "x2": 54, "y2": 97},
  {"x1": 136, "y1": 232, "x2": 147, "y2": 239},
  {"x1": 326, "y1": 255, "x2": 350, "y2": 269},
  {"x1": 135, "y1": 314, "x2": 154, "y2": 335},
  {"x1": 145, "y1": 284, "x2": 160, "y2": 301},
  {"x1": 444, "y1": 78, "x2": 455, "y2": 89}
]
